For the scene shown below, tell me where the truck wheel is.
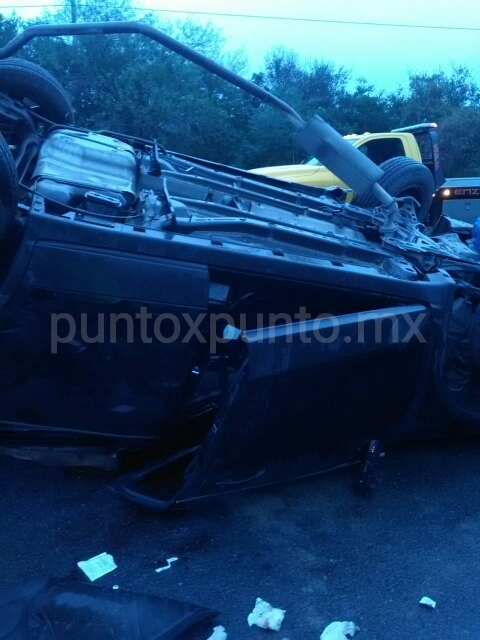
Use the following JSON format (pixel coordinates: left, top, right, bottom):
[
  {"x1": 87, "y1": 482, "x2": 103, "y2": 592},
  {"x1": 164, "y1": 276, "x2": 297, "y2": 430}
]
[
  {"x1": 352, "y1": 156, "x2": 435, "y2": 222},
  {"x1": 0, "y1": 58, "x2": 74, "y2": 124},
  {"x1": 0, "y1": 134, "x2": 18, "y2": 241}
]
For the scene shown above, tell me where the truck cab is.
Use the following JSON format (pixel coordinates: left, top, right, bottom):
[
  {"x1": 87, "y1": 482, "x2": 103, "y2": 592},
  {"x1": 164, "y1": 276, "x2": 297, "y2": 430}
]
[{"x1": 251, "y1": 123, "x2": 444, "y2": 200}]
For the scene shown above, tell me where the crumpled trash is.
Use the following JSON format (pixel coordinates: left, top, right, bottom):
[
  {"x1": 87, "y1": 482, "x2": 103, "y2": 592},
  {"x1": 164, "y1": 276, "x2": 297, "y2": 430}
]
[
  {"x1": 207, "y1": 625, "x2": 227, "y2": 639},
  {"x1": 247, "y1": 597, "x2": 286, "y2": 631},
  {"x1": 320, "y1": 621, "x2": 360, "y2": 640},
  {"x1": 419, "y1": 596, "x2": 436, "y2": 609},
  {"x1": 77, "y1": 552, "x2": 117, "y2": 581}
]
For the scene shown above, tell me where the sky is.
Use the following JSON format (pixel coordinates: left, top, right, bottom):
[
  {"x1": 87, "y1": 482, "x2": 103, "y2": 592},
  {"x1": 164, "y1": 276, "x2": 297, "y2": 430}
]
[{"x1": 3, "y1": 0, "x2": 480, "y2": 92}]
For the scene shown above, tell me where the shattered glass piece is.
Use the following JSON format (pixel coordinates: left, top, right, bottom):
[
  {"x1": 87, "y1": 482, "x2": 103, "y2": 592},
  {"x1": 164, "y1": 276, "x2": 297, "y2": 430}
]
[{"x1": 419, "y1": 596, "x2": 436, "y2": 608}]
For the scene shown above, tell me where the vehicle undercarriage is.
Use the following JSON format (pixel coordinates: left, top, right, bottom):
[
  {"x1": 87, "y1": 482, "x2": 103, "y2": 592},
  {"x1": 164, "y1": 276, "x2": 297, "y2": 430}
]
[{"x1": 0, "y1": 22, "x2": 479, "y2": 509}]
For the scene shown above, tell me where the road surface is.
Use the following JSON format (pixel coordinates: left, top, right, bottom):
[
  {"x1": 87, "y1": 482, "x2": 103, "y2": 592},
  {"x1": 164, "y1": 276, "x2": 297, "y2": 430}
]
[{"x1": 1, "y1": 438, "x2": 480, "y2": 638}]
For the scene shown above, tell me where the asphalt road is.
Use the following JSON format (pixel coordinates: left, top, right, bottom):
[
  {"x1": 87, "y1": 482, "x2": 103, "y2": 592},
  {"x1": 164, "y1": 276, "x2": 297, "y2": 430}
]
[{"x1": 2, "y1": 438, "x2": 480, "y2": 639}]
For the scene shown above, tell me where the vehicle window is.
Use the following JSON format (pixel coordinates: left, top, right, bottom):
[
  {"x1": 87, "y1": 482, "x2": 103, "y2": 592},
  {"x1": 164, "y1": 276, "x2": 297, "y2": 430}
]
[
  {"x1": 415, "y1": 132, "x2": 433, "y2": 162},
  {"x1": 361, "y1": 138, "x2": 406, "y2": 165}
]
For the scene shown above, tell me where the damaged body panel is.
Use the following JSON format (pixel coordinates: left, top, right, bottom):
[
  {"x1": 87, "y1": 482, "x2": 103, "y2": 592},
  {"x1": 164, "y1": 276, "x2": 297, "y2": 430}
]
[{"x1": 0, "y1": 22, "x2": 479, "y2": 509}]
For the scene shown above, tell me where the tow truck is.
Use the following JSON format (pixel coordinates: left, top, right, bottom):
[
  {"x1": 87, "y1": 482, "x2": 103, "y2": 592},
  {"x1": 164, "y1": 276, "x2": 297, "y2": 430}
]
[{"x1": 251, "y1": 123, "x2": 444, "y2": 223}]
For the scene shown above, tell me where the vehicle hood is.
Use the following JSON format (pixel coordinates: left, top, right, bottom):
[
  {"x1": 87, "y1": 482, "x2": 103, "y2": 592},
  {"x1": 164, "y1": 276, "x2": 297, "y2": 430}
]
[{"x1": 249, "y1": 163, "x2": 323, "y2": 181}]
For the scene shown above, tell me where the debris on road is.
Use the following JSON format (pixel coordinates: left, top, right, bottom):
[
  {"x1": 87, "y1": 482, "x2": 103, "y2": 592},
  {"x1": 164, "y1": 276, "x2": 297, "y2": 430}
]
[
  {"x1": 0, "y1": 575, "x2": 217, "y2": 638},
  {"x1": 247, "y1": 597, "x2": 286, "y2": 631},
  {"x1": 419, "y1": 596, "x2": 436, "y2": 609},
  {"x1": 155, "y1": 557, "x2": 179, "y2": 573},
  {"x1": 77, "y1": 551, "x2": 117, "y2": 581},
  {"x1": 207, "y1": 625, "x2": 227, "y2": 639},
  {"x1": 320, "y1": 621, "x2": 360, "y2": 639}
]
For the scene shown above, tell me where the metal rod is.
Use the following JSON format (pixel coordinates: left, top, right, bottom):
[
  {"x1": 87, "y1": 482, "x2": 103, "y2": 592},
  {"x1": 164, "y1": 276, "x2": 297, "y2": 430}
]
[{"x1": 0, "y1": 21, "x2": 305, "y2": 129}]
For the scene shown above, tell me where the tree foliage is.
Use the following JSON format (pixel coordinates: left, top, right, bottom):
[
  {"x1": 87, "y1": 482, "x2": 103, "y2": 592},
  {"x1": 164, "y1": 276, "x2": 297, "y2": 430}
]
[{"x1": 0, "y1": 4, "x2": 479, "y2": 176}]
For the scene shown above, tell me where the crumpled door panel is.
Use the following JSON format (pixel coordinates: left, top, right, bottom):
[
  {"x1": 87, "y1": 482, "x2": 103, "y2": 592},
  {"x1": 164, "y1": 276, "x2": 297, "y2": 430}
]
[{"x1": 0, "y1": 577, "x2": 217, "y2": 639}]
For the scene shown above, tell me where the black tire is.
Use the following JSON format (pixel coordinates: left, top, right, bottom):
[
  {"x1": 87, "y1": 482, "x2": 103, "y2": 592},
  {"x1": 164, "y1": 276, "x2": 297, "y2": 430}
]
[
  {"x1": 0, "y1": 58, "x2": 73, "y2": 124},
  {"x1": 0, "y1": 134, "x2": 18, "y2": 240},
  {"x1": 352, "y1": 156, "x2": 435, "y2": 222}
]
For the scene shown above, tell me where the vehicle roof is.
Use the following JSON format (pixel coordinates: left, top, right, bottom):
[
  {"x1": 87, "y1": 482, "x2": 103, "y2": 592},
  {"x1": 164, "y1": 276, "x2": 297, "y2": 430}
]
[
  {"x1": 391, "y1": 123, "x2": 438, "y2": 133},
  {"x1": 343, "y1": 123, "x2": 434, "y2": 138},
  {"x1": 343, "y1": 131, "x2": 416, "y2": 140}
]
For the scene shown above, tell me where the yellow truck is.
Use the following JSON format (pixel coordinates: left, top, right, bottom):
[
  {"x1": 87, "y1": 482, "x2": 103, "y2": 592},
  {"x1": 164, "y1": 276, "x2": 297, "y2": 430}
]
[{"x1": 251, "y1": 123, "x2": 444, "y2": 222}]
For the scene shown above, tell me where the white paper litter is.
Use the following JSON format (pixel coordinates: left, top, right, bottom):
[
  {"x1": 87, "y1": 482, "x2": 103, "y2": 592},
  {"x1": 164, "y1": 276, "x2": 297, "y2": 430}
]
[
  {"x1": 320, "y1": 621, "x2": 360, "y2": 640},
  {"x1": 77, "y1": 552, "x2": 117, "y2": 582},
  {"x1": 207, "y1": 625, "x2": 227, "y2": 640},
  {"x1": 155, "y1": 557, "x2": 179, "y2": 573},
  {"x1": 419, "y1": 596, "x2": 436, "y2": 609},
  {"x1": 247, "y1": 597, "x2": 286, "y2": 632}
]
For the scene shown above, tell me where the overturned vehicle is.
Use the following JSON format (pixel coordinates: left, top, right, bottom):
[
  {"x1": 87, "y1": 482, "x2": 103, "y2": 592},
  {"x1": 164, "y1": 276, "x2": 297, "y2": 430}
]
[{"x1": 0, "y1": 22, "x2": 479, "y2": 510}]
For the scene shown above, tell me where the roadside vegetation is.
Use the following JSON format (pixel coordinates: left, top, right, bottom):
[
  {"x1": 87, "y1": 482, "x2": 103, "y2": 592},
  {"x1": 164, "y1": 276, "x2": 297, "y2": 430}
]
[{"x1": 1, "y1": 0, "x2": 479, "y2": 176}]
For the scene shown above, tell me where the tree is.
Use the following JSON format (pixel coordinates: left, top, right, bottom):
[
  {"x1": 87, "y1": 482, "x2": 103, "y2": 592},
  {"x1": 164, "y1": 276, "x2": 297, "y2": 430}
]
[
  {"x1": 12, "y1": 1, "x2": 251, "y2": 162},
  {"x1": 394, "y1": 66, "x2": 480, "y2": 124},
  {"x1": 438, "y1": 107, "x2": 480, "y2": 177},
  {"x1": 235, "y1": 49, "x2": 351, "y2": 168},
  {"x1": 337, "y1": 79, "x2": 393, "y2": 135},
  {"x1": 0, "y1": 12, "x2": 20, "y2": 45},
  {"x1": 0, "y1": 7, "x2": 478, "y2": 177}
]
